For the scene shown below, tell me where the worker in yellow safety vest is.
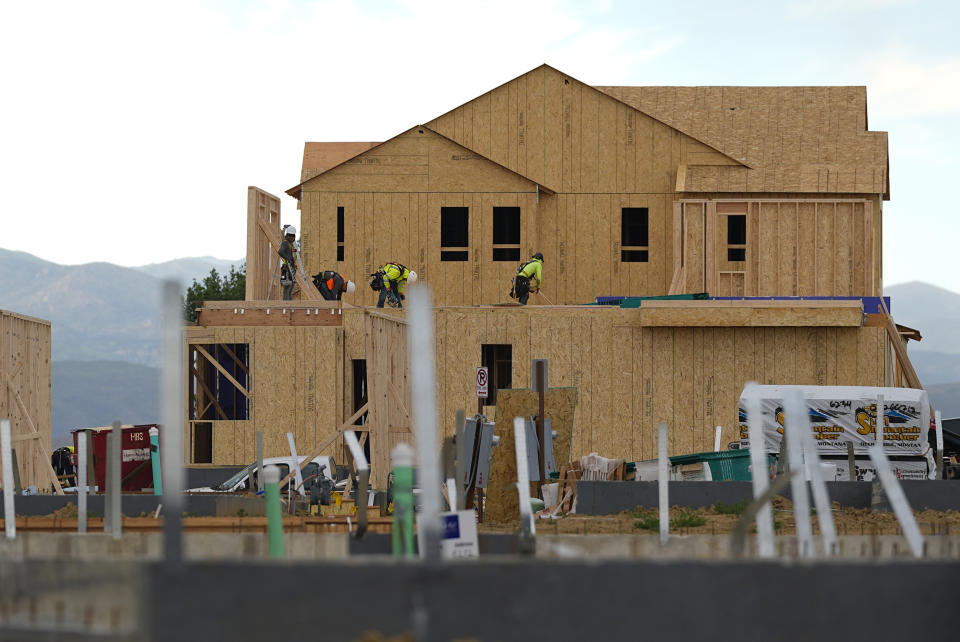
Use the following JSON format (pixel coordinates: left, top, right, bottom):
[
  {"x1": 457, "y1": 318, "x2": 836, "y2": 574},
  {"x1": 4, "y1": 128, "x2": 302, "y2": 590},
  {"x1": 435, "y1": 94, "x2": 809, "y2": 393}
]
[
  {"x1": 370, "y1": 262, "x2": 418, "y2": 308},
  {"x1": 511, "y1": 252, "x2": 543, "y2": 305}
]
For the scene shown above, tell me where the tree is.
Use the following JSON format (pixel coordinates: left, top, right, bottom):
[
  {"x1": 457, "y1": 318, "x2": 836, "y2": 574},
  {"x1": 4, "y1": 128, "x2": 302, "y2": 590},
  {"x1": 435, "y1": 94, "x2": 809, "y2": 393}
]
[{"x1": 183, "y1": 263, "x2": 246, "y2": 322}]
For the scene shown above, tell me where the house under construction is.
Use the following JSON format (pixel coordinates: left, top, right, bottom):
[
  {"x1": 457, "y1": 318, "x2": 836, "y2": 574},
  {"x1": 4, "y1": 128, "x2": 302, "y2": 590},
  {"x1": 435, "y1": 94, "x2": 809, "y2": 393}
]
[{"x1": 185, "y1": 64, "x2": 919, "y2": 487}]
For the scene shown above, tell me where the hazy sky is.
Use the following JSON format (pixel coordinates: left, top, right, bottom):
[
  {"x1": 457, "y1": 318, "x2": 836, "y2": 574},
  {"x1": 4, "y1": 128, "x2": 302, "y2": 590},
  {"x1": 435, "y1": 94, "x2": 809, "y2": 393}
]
[{"x1": 2, "y1": 0, "x2": 958, "y2": 290}]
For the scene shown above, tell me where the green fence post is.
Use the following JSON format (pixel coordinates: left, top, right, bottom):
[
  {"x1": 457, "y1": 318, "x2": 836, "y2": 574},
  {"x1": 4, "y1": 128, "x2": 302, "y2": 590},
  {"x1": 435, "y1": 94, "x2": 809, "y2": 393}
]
[
  {"x1": 264, "y1": 465, "x2": 285, "y2": 557},
  {"x1": 149, "y1": 427, "x2": 162, "y2": 496},
  {"x1": 391, "y1": 443, "x2": 416, "y2": 557}
]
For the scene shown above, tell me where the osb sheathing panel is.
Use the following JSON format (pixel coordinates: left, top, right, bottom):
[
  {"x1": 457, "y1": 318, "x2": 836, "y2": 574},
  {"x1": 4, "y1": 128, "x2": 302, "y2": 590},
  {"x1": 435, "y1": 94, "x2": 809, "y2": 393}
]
[
  {"x1": 486, "y1": 388, "x2": 577, "y2": 525},
  {"x1": 245, "y1": 187, "x2": 281, "y2": 302},
  {"x1": 197, "y1": 325, "x2": 343, "y2": 465},
  {"x1": 599, "y1": 85, "x2": 888, "y2": 195},
  {"x1": 429, "y1": 66, "x2": 697, "y2": 194},
  {"x1": 0, "y1": 310, "x2": 52, "y2": 488},
  {"x1": 365, "y1": 313, "x2": 412, "y2": 488},
  {"x1": 678, "y1": 198, "x2": 880, "y2": 297},
  {"x1": 429, "y1": 307, "x2": 889, "y2": 463}
]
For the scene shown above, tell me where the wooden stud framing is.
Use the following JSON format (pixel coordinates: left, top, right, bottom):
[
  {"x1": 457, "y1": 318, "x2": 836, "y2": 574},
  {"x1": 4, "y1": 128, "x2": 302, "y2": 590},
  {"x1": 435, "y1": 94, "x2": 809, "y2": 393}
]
[{"x1": 0, "y1": 310, "x2": 60, "y2": 492}]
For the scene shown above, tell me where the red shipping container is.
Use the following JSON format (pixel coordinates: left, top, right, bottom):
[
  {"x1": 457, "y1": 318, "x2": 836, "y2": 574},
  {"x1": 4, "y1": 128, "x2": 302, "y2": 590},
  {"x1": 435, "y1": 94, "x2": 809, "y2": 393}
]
[{"x1": 72, "y1": 424, "x2": 158, "y2": 493}]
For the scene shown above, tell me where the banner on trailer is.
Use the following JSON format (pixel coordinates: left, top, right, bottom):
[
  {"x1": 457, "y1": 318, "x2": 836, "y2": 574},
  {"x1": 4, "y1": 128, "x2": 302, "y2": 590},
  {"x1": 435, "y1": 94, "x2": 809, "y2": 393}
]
[
  {"x1": 738, "y1": 385, "x2": 929, "y2": 456},
  {"x1": 829, "y1": 457, "x2": 930, "y2": 481}
]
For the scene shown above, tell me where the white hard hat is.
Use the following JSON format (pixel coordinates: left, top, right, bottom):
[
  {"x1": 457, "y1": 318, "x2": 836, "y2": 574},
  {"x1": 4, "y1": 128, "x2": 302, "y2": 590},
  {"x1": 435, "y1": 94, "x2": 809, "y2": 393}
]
[
  {"x1": 285, "y1": 225, "x2": 297, "y2": 236},
  {"x1": 407, "y1": 270, "x2": 418, "y2": 283},
  {"x1": 345, "y1": 280, "x2": 356, "y2": 294}
]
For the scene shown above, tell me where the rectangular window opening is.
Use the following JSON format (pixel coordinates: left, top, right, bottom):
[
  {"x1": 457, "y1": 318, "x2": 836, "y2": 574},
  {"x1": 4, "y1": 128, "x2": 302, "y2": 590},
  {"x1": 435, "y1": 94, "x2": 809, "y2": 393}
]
[
  {"x1": 621, "y1": 207, "x2": 649, "y2": 263},
  {"x1": 352, "y1": 359, "x2": 370, "y2": 461},
  {"x1": 441, "y1": 206, "x2": 469, "y2": 261},
  {"x1": 481, "y1": 344, "x2": 512, "y2": 406},
  {"x1": 337, "y1": 206, "x2": 345, "y2": 262},
  {"x1": 492, "y1": 206, "x2": 521, "y2": 261},
  {"x1": 727, "y1": 214, "x2": 746, "y2": 262},
  {"x1": 192, "y1": 422, "x2": 212, "y2": 464},
  {"x1": 189, "y1": 343, "x2": 250, "y2": 422},
  {"x1": 352, "y1": 360, "x2": 368, "y2": 426}
]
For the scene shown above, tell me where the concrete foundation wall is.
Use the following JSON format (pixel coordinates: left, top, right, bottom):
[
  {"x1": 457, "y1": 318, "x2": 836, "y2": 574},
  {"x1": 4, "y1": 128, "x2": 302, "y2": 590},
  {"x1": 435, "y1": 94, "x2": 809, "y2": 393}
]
[{"x1": 575, "y1": 480, "x2": 960, "y2": 514}]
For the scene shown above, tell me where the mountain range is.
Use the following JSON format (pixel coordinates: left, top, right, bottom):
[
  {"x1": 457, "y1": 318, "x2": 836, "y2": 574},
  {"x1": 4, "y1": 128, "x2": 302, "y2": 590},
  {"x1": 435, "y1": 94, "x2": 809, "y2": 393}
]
[
  {"x1": 1, "y1": 248, "x2": 958, "y2": 441},
  {"x1": 0, "y1": 249, "x2": 239, "y2": 443},
  {"x1": 0, "y1": 249, "x2": 239, "y2": 365}
]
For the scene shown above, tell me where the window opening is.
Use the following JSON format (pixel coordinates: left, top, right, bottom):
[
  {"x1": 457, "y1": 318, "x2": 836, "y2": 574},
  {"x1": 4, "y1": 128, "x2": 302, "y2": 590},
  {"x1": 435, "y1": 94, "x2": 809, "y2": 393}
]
[
  {"x1": 492, "y1": 207, "x2": 521, "y2": 261},
  {"x1": 621, "y1": 207, "x2": 649, "y2": 262},
  {"x1": 337, "y1": 206, "x2": 345, "y2": 262},
  {"x1": 352, "y1": 359, "x2": 370, "y2": 462},
  {"x1": 192, "y1": 422, "x2": 212, "y2": 464},
  {"x1": 727, "y1": 214, "x2": 746, "y2": 262},
  {"x1": 189, "y1": 343, "x2": 249, "y2": 421},
  {"x1": 481, "y1": 344, "x2": 513, "y2": 406},
  {"x1": 441, "y1": 206, "x2": 469, "y2": 261}
]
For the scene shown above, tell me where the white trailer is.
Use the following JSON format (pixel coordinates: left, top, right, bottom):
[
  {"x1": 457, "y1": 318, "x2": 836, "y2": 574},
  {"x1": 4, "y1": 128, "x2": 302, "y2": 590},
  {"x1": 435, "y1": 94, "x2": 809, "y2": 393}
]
[{"x1": 737, "y1": 385, "x2": 934, "y2": 479}]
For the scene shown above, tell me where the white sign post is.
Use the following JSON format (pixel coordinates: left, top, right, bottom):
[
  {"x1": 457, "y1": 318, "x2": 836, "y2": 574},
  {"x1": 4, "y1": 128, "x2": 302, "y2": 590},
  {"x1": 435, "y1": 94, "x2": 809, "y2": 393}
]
[
  {"x1": 1, "y1": 420, "x2": 15, "y2": 540},
  {"x1": 745, "y1": 384, "x2": 775, "y2": 557},
  {"x1": 935, "y1": 410, "x2": 944, "y2": 480},
  {"x1": 658, "y1": 422, "x2": 669, "y2": 546}
]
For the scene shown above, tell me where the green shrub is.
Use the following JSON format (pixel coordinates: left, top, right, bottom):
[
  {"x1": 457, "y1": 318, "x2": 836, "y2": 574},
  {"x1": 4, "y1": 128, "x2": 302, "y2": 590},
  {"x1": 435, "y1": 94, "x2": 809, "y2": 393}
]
[
  {"x1": 633, "y1": 508, "x2": 659, "y2": 531},
  {"x1": 632, "y1": 507, "x2": 707, "y2": 530},
  {"x1": 714, "y1": 500, "x2": 749, "y2": 515},
  {"x1": 673, "y1": 508, "x2": 707, "y2": 528}
]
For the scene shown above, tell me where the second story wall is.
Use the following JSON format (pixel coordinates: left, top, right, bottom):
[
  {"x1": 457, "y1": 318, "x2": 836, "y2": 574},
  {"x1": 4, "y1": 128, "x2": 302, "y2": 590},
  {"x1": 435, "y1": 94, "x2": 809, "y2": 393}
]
[{"x1": 673, "y1": 196, "x2": 882, "y2": 297}]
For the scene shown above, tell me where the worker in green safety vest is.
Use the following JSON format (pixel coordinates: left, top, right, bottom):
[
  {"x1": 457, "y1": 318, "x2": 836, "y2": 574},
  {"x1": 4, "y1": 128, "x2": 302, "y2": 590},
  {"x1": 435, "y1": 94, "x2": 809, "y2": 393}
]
[
  {"x1": 511, "y1": 253, "x2": 543, "y2": 305},
  {"x1": 370, "y1": 262, "x2": 418, "y2": 308}
]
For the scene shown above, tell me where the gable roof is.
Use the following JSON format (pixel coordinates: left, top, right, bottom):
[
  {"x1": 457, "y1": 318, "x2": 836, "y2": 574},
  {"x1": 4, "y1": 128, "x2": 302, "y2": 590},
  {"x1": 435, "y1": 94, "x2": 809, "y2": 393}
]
[
  {"x1": 299, "y1": 142, "x2": 380, "y2": 183},
  {"x1": 287, "y1": 125, "x2": 556, "y2": 198},
  {"x1": 596, "y1": 85, "x2": 889, "y2": 198},
  {"x1": 426, "y1": 63, "x2": 748, "y2": 170}
]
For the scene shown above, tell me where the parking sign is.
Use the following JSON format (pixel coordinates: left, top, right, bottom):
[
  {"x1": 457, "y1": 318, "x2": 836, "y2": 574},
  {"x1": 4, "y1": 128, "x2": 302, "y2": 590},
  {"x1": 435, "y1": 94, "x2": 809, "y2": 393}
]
[{"x1": 476, "y1": 367, "x2": 489, "y2": 398}]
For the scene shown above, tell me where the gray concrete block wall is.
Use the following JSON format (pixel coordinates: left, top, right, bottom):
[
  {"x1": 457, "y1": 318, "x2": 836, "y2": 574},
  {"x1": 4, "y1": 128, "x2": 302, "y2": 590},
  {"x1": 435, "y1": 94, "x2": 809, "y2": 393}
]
[{"x1": 575, "y1": 480, "x2": 960, "y2": 514}]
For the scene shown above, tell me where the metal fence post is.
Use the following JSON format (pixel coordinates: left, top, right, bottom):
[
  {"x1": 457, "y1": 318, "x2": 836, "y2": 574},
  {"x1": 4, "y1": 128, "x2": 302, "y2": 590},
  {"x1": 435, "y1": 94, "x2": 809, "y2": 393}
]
[{"x1": 77, "y1": 431, "x2": 87, "y2": 533}]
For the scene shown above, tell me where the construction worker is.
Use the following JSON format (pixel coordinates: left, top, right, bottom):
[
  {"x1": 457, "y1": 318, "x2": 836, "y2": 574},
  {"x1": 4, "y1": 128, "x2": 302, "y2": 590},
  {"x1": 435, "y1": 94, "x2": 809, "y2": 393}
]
[
  {"x1": 278, "y1": 225, "x2": 299, "y2": 300},
  {"x1": 51, "y1": 446, "x2": 76, "y2": 487},
  {"x1": 370, "y1": 262, "x2": 417, "y2": 308},
  {"x1": 312, "y1": 270, "x2": 356, "y2": 301},
  {"x1": 512, "y1": 252, "x2": 543, "y2": 305}
]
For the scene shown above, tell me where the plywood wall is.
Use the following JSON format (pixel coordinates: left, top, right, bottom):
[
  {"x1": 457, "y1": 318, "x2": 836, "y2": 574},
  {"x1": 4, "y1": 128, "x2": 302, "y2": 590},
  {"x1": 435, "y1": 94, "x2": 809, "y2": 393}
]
[
  {"x1": 425, "y1": 65, "x2": 694, "y2": 194},
  {"x1": 425, "y1": 307, "x2": 888, "y2": 462},
  {"x1": 187, "y1": 325, "x2": 343, "y2": 465},
  {"x1": 677, "y1": 198, "x2": 880, "y2": 297},
  {"x1": 246, "y1": 187, "x2": 282, "y2": 301},
  {"x1": 189, "y1": 304, "x2": 888, "y2": 469},
  {"x1": 365, "y1": 312, "x2": 413, "y2": 487},
  {"x1": 0, "y1": 310, "x2": 52, "y2": 488}
]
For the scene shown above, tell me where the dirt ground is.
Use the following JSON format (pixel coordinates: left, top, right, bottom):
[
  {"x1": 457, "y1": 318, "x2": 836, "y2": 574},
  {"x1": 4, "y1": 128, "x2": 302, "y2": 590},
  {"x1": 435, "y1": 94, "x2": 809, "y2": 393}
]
[{"x1": 480, "y1": 497, "x2": 960, "y2": 536}]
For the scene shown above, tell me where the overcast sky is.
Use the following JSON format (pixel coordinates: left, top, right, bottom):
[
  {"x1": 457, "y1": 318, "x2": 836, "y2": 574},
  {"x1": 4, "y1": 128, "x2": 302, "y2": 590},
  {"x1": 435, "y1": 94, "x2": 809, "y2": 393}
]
[{"x1": 2, "y1": 0, "x2": 958, "y2": 291}]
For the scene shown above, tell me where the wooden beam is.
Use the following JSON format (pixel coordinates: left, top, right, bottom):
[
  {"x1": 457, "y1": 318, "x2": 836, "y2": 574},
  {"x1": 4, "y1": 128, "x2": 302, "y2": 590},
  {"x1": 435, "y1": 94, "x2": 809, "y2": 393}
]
[
  {"x1": 194, "y1": 345, "x2": 249, "y2": 397},
  {"x1": 637, "y1": 303, "x2": 863, "y2": 327},
  {"x1": 389, "y1": 382, "x2": 410, "y2": 428},
  {"x1": 277, "y1": 402, "x2": 369, "y2": 490},
  {"x1": 878, "y1": 300, "x2": 923, "y2": 390},
  {"x1": 217, "y1": 343, "x2": 249, "y2": 376},
  {"x1": 196, "y1": 307, "x2": 343, "y2": 327},
  {"x1": 4, "y1": 375, "x2": 63, "y2": 495},
  {"x1": 189, "y1": 365, "x2": 229, "y2": 421}
]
